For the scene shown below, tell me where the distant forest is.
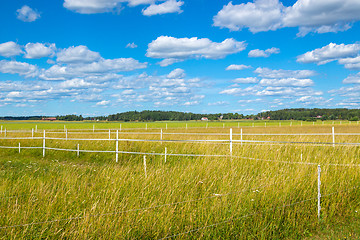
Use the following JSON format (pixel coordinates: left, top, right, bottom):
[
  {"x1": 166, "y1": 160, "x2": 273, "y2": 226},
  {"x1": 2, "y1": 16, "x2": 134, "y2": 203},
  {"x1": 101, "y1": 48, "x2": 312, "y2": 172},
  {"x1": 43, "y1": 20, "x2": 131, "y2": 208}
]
[{"x1": 1, "y1": 108, "x2": 360, "y2": 121}]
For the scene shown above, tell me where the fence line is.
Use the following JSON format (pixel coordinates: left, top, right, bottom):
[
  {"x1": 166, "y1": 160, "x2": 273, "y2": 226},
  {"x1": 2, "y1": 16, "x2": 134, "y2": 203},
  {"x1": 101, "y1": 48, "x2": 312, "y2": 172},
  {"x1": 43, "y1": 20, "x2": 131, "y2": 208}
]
[
  {"x1": 3, "y1": 129, "x2": 360, "y2": 136},
  {"x1": 1, "y1": 135, "x2": 360, "y2": 147},
  {"x1": 2, "y1": 142, "x2": 360, "y2": 167}
]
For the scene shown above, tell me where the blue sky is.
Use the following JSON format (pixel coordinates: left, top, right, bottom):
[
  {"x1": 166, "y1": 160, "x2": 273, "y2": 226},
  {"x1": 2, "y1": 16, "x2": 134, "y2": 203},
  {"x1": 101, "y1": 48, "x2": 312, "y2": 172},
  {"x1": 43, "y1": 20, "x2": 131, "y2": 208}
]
[{"x1": 1, "y1": 0, "x2": 360, "y2": 116}]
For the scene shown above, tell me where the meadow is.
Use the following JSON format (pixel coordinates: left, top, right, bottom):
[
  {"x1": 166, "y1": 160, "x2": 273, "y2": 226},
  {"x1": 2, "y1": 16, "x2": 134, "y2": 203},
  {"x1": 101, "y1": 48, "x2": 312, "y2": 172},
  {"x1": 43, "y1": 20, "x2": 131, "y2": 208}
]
[{"x1": 0, "y1": 120, "x2": 359, "y2": 239}]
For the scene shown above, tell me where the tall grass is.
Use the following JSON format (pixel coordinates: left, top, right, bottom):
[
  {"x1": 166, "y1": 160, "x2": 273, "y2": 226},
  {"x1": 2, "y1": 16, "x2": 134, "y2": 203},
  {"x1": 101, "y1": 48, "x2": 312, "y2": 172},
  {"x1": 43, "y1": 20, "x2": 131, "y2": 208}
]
[{"x1": 0, "y1": 123, "x2": 359, "y2": 239}]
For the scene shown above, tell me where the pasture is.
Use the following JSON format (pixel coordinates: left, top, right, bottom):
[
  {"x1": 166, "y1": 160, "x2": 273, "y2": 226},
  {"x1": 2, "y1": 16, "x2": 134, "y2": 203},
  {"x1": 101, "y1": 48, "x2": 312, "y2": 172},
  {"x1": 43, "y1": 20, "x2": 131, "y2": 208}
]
[{"x1": 0, "y1": 120, "x2": 359, "y2": 239}]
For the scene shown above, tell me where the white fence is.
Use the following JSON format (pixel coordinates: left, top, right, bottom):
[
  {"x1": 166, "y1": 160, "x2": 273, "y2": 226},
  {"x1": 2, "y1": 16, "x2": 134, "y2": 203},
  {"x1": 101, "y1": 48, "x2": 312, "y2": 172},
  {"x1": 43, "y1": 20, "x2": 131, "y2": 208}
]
[{"x1": 1, "y1": 127, "x2": 360, "y2": 236}]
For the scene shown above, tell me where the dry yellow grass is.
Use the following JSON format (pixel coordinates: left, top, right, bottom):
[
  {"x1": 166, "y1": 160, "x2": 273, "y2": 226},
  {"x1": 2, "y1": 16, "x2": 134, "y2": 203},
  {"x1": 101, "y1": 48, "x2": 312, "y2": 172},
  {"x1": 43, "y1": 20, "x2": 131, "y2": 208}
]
[{"x1": 0, "y1": 122, "x2": 359, "y2": 239}]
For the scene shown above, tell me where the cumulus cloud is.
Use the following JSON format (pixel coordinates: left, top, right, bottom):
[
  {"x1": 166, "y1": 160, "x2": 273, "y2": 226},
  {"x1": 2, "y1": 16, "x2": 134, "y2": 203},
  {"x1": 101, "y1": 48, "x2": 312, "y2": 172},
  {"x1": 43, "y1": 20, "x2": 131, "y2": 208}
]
[
  {"x1": 213, "y1": 0, "x2": 285, "y2": 32},
  {"x1": 158, "y1": 58, "x2": 184, "y2": 67},
  {"x1": 126, "y1": 42, "x2": 138, "y2": 48},
  {"x1": 297, "y1": 43, "x2": 360, "y2": 65},
  {"x1": 146, "y1": 36, "x2": 246, "y2": 66},
  {"x1": 257, "y1": 86, "x2": 322, "y2": 96},
  {"x1": 142, "y1": 0, "x2": 184, "y2": 16},
  {"x1": 254, "y1": 67, "x2": 316, "y2": 78},
  {"x1": 0, "y1": 41, "x2": 23, "y2": 57},
  {"x1": 63, "y1": 0, "x2": 123, "y2": 14},
  {"x1": 24, "y1": 43, "x2": 56, "y2": 59},
  {"x1": 338, "y1": 56, "x2": 360, "y2": 70},
  {"x1": 16, "y1": 5, "x2": 40, "y2": 22},
  {"x1": 248, "y1": 47, "x2": 280, "y2": 58},
  {"x1": 167, "y1": 68, "x2": 185, "y2": 79},
  {"x1": 208, "y1": 101, "x2": 229, "y2": 106},
  {"x1": 259, "y1": 78, "x2": 313, "y2": 87},
  {"x1": 226, "y1": 64, "x2": 251, "y2": 70},
  {"x1": 343, "y1": 72, "x2": 360, "y2": 84},
  {"x1": 63, "y1": 0, "x2": 180, "y2": 15},
  {"x1": 59, "y1": 78, "x2": 105, "y2": 89},
  {"x1": 295, "y1": 96, "x2": 326, "y2": 105},
  {"x1": 283, "y1": 0, "x2": 360, "y2": 36},
  {"x1": 40, "y1": 58, "x2": 147, "y2": 80},
  {"x1": 96, "y1": 100, "x2": 110, "y2": 106},
  {"x1": 213, "y1": 0, "x2": 360, "y2": 36},
  {"x1": 0, "y1": 60, "x2": 38, "y2": 78},
  {"x1": 111, "y1": 69, "x2": 204, "y2": 106},
  {"x1": 183, "y1": 101, "x2": 200, "y2": 106},
  {"x1": 220, "y1": 66, "x2": 319, "y2": 102},
  {"x1": 57, "y1": 45, "x2": 101, "y2": 63}
]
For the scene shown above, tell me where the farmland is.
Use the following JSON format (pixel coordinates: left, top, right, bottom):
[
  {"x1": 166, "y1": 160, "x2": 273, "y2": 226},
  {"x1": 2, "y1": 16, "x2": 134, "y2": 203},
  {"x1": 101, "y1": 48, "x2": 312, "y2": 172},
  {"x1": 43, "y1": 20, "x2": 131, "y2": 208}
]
[{"x1": 0, "y1": 120, "x2": 359, "y2": 239}]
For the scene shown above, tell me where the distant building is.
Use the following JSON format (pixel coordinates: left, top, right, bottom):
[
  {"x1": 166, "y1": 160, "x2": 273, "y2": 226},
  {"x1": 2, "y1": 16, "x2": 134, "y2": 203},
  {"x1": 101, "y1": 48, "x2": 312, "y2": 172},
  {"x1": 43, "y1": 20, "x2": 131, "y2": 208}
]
[
  {"x1": 201, "y1": 117, "x2": 208, "y2": 121},
  {"x1": 316, "y1": 115, "x2": 322, "y2": 118},
  {"x1": 42, "y1": 117, "x2": 56, "y2": 121}
]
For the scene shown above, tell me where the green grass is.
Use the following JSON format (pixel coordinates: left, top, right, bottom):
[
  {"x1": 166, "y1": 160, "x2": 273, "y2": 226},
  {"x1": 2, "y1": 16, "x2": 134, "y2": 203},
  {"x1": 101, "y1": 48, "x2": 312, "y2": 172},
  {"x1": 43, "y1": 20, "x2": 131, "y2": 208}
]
[
  {"x1": 0, "y1": 122, "x2": 359, "y2": 239},
  {"x1": 0, "y1": 119, "x2": 357, "y2": 130}
]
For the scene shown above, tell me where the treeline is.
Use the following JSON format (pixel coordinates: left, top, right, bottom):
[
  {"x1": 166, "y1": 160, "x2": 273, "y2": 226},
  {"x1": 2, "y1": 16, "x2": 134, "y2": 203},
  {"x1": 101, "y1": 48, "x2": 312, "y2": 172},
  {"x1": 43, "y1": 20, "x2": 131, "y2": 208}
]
[
  {"x1": 0, "y1": 116, "x2": 43, "y2": 120},
  {"x1": 257, "y1": 108, "x2": 360, "y2": 121},
  {"x1": 2, "y1": 109, "x2": 360, "y2": 121},
  {"x1": 56, "y1": 115, "x2": 84, "y2": 121},
  {"x1": 107, "y1": 111, "x2": 244, "y2": 121}
]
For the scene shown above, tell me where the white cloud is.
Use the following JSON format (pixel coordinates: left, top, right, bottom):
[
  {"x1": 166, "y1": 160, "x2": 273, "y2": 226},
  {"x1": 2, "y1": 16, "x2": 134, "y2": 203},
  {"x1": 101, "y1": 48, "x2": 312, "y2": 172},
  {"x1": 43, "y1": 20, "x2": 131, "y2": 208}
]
[
  {"x1": 259, "y1": 78, "x2": 314, "y2": 87},
  {"x1": 167, "y1": 68, "x2": 185, "y2": 79},
  {"x1": 208, "y1": 101, "x2": 229, "y2": 106},
  {"x1": 248, "y1": 47, "x2": 280, "y2": 58},
  {"x1": 57, "y1": 45, "x2": 101, "y2": 63},
  {"x1": 142, "y1": 0, "x2": 184, "y2": 16},
  {"x1": 63, "y1": 0, "x2": 123, "y2": 14},
  {"x1": 126, "y1": 42, "x2": 138, "y2": 48},
  {"x1": 183, "y1": 101, "x2": 199, "y2": 106},
  {"x1": 233, "y1": 77, "x2": 258, "y2": 84},
  {"x1": 295, "y1": 96, "x2": 325, "y2": 105},
  {"x1": 257, "y1": 87, "x2": 322, "y2": 96},
  {"x1": 24, "y1": 43, "x2": 56, "y2": 59},
  {"x1": 213, "y1": 0, "x2": 285, "y2": 32},
  {"x1": 59, "y1": 78, "x2": 104, "y2": 89},
  {"x1": 343, "y1": 72, "x2": 360, "y2": 84},
  {"x1": 96, "y1": 100, "x2": 110, "y2": 106},
  {"x1": 127, "y1": 0, "x2": 155, "y2": 7},
  {"x1": 220, "y1": 85, "x2": 261, "y2": 96},
  {"x1": 0, "y1": 41, "x2": 23, "y2": 57},
  {"x1": 338, "y1": 56, "x2": 360, "y2": 70},
  {"x1": 220, "y1": 66, "x2": 319, "y2": 101},
  {"x1": 213, "y1": 0, "x2": 360, "y2": 36},
  {"x1": 238, "y1": 98, "x2": 262, "y2": 103},
  {"x1": 297, "y1": 43, "x2": 360, "y2": 65},
  {"x1": 40, "y1": 58, "x2": 147, "y2": 80},
  {"x1": 226, "y1": 64, "x2": 251, "y2": 70},
  {"x1": 254, "y1": 67, "x2": 316, "y2": 78},
  {"x1": 213, "y1": 0, "x2": 284, "y2": 33},
  {"x1": 158, "y1": 58, "x2": 184, "y2": 67},
  {"x1": 146, "y1": 36, "x2": 246, "y2": 66},
  {"x1": 16, "y1": 5, "x2": 40, "y2": 22},
  {"x1": 283, "y1": 0, "x2": 360, "y2": 36},
  {"x1": 0, "y1": 60, "x2": 38, "y2": 78},
  {"x1": 63, "y1": 0, "x2": 175, "y2": 15}
]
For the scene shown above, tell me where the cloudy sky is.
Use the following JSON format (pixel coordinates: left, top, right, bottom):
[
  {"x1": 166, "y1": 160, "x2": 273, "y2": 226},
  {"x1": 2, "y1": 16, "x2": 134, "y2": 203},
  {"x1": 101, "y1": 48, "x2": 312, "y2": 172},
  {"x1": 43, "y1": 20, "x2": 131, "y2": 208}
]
[{"x1": 1, "y1": 0, "x2": 360, "y2": 116}]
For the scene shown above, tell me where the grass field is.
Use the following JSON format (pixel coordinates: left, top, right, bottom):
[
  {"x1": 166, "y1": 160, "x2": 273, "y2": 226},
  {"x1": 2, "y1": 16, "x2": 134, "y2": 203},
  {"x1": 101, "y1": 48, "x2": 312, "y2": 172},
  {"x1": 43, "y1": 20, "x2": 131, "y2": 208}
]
[{"x1": 0, "y1": 121, "x2": 359, "y2": 239}]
